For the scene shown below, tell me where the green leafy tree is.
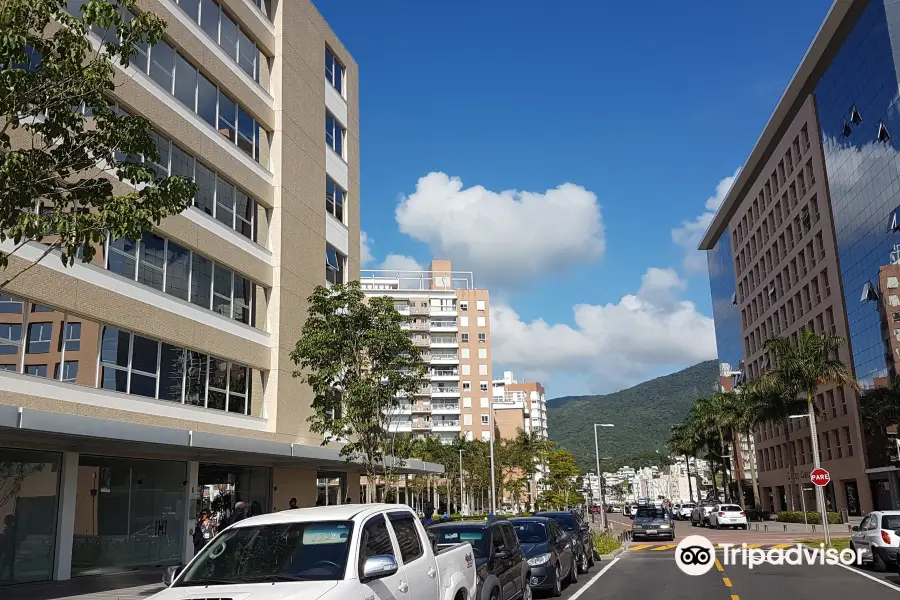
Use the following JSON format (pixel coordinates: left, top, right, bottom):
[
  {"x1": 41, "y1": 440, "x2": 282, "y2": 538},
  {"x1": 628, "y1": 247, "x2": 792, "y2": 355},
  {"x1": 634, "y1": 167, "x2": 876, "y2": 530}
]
[
  {"x1": 542, "y1": 448, "x2": 581, "y2": 510},
  {"x1": 0, "y1": 0, "x2": 196, "y2": 288},
  {"x1": 291, "y1": 281, "x2": 427, "y2": 502}
]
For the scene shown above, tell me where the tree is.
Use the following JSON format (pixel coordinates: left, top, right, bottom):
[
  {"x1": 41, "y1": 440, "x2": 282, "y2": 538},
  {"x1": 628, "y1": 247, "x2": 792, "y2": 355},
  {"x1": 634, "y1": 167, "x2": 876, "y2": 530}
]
[
  {"x1": 0, "y1": 0, "x2": 196, "y2": 288},
  {"x1": 291, "y1": 281, "x2": 427, "y2": 502},
  {"x1": 861, "y1": 376, "x2": 900, "y2": 430},
  {"x1": 543, "y1": 449, "x2": 581, "y2": 510},
  {"x1": 667, "y1": 422, "x2": 699, "y2": 503},
  {"x1": 758, "y1": 329, "x2": 858, "y2": 510}
]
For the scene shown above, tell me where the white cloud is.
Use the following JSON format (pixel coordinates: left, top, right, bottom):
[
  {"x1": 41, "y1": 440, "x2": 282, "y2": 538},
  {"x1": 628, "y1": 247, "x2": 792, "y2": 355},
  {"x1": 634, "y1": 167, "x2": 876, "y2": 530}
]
[
  {"x1": 360, "y1": 231, "x2": 374, "y2": 266},
  {"x1": 395, "y1": 172, "x2": 605, "y2": 285},
  {"x1": 380, "y1": 253, "x2": 424, "y2": 272},
  {"x1": 490, "y1": 267, "x2": 717, "y2": 393},
  {"x1": 672, "y1": 168, "x2": 740, "y2": 272}
]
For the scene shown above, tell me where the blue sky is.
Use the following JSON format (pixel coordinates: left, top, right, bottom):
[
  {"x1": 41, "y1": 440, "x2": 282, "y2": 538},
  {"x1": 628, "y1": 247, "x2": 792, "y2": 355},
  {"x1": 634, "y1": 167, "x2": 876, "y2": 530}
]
[{"x1": 313, "y1": 0, "x2": 831, "y2": 397}]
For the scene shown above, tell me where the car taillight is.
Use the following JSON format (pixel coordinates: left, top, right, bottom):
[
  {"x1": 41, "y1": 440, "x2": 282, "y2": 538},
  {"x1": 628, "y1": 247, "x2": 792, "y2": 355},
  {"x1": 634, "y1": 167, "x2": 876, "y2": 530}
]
[
  {"x1": 740, "y1": 512, "x2": 745, "y2": 516},
  {"x1": 882, "y1": 530, "x2": 892, "y2": 545},
  {"x1": 719, "y1": 512, "x2": 725, "y2": 517}
]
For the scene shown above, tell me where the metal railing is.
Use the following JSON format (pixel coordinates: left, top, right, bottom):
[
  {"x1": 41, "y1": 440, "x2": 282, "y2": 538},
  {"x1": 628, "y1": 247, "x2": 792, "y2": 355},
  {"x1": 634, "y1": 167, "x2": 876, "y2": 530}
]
[
  {"x1": 432, "y1": 386, "x2": 460, "y2": 394},
  {"x1": 411, "y1": 420, "x2": 432, "y2": 429},
  {"x1": 430, "y1": 354, "x2": 459, "y2": 361},
  {"x1": 430, "y1": 336, "x2": 458, "y2": 344},
  {"x1": 433, "y1": 420, "x2": 460, "y2": 428},
  {"x1": 431, "y1": 370, "x2": 459, "y2": 377},
  {"x1": 360, "y1": 269, "x2": 476, "y2": 291},
  {"x1": 429, "y1": 321, "x2": 458, "y2": 329},
  {"x1": 432, "y1": 403, "x2": 460, "y2": 412},
  {"x1": 411, "y1": 403, "x2": 432, "y2": 412}
]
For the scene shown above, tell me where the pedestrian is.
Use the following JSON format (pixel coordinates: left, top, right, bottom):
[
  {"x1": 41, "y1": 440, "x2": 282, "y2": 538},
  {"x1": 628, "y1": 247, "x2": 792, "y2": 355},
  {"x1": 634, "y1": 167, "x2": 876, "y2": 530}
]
[
  {"x1": 0, "y1": 515, "x2": 16, "y2": 580},
  {"x1": 345, "y1": 496, "x2": 352, "y2": 505},
  {"x1": 288, "y1": 498, "x2": 298, "y2": 510},
  {"x1": 226, "y1": 501, "x2": 248, "y2": 527},
  {"x1": 192, "y1": 510, "x2": 215, "y2": 555},
  {"x1": 250, "y1": 500, "x2": 263, "y2": 517},
  {"x1": 316, "y1": 498, "x2": 324, "y2": 507}
]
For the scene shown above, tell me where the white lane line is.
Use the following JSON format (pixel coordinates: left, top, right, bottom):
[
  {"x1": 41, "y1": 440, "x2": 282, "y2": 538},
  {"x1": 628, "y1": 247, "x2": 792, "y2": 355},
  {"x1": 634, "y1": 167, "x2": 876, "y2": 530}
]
[
  {"x1": 836, "y1": 563, "x2": 900, "y2": 591},
  {"x1": 567, "y1": 556, "x2": 621, "y2": 600}
]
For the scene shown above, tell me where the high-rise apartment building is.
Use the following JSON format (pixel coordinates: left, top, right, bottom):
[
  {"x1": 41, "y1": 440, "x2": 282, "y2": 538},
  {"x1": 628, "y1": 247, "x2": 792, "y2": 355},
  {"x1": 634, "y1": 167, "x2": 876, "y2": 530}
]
[
  {"x1": 700, "y1": 0, "x2": 900, "y2": 516},
  {"x1": 362, "y1": 260, "x2": 494, "y2": 444},
  {"x1": 0, "y1": 1, "x2": 442, "y2": 586},
  {"x1": 491, "y1": 370, "x2": 549, "y2": 440}
]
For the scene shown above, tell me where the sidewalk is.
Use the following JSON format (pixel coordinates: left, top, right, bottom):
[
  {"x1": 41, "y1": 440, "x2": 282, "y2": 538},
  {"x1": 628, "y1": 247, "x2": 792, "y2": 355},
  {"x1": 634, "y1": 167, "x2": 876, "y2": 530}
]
[{"x1": 3, "y1": 571, "x2": 165, "y2": 600}]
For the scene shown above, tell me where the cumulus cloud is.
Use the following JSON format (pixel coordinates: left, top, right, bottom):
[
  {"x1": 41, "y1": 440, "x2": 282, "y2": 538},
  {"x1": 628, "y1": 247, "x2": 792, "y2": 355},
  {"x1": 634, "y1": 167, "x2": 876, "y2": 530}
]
[
  {"x1": 395, "y1": 172, "x2": 605, "y2": 285},
  {"x1": 360, "y1": 231, "x2": 374, "y2": 266},
  {"x1": 672, "y1": 168, "x2": 741, "y2": 272},
  {"x1": 490, "y1": 267, "x2": 717, "y2": 393},
  {"x1": 380, "y1": 253, "x2": 424, "y2": 272}
]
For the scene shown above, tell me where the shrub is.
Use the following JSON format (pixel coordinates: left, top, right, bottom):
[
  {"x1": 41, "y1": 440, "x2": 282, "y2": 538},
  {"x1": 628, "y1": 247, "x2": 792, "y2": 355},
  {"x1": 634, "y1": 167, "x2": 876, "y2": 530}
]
[
  {"x1": 592, "y1": 532, "x2": 621, "y2": 556},
  {"x1": 744, "y1": 509, "x2": 772, "y2": 521},
  {"x1": 776, "y1": 511, "x2": 842, "y2": 524}
]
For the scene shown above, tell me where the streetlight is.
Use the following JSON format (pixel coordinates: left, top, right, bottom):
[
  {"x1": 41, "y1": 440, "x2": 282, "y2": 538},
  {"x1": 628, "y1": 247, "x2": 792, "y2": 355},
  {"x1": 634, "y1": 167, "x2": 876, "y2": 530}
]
[
  {"x1": 594, "y1": 424, "x2": 614, "y2": 531},
  {"x1": 788, "y1": 413, "x2": 830, "y2": 544},
  {"x1": 459, "y1": 449, "x2": 465, "y2": 516}
]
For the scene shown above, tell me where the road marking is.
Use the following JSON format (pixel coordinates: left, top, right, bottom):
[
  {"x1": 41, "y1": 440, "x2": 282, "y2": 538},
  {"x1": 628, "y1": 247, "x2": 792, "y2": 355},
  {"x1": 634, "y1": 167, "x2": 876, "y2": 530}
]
[
  {"x1": 744, "y1": 543, "x2": 763, "y2": 548},
  {"x1": 651, "y1": 544, "x2": 676, "y2": 551},
  {"x1": 836, "y1": 563, "x2": 900, "y2": 591},
  {"x1": 567, "y1": 556, "x2": 621, "y2": 600},
  {"x1": 723, "y1": 577, "x2": 732, "y2": 587},
  {"x1": 731, "y1": 596, "x2": 740, "y2": 600},
  {"x1": 714, "y1": 558, "x2": 724, "y2": 572},
  {"x1": 629, "y1": 544, "x2": 652, "y2": 551},
  {"x1": 771, "y1": 543, "x2": 793, "y2": 549}
]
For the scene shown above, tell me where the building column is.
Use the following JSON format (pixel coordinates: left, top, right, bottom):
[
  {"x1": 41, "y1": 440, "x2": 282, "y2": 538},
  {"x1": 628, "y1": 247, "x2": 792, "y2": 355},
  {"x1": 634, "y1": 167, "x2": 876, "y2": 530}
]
[
  {"x1": 347, "y1": 471, "x2": 361, "y2": 504},
  {"x1": 182, "y1": 461, "x2": 199, "y2": 564},
  {"x1": 53, "y1": 451, "x2": 79, "y2": 581}
]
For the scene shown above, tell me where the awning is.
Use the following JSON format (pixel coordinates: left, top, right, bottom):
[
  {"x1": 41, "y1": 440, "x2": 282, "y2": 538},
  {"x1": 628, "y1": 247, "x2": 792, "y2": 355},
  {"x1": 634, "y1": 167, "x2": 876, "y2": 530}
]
[{"x1": 0, "y1": 404, "x2": 444, "y2": 475}]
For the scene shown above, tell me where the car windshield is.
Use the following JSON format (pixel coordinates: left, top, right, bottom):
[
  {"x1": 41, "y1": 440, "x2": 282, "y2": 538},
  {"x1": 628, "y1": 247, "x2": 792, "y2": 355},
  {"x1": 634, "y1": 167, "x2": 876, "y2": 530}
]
[
  {"x1": 882, "y1": 515, "x2": 900, "y2": 529},
  {"x1": 540, "y1": 513, "x2": 576, "y2": 531},
  {"x1": 636, "y1": 508, "x2": 667, "y2": 519},
  {"x1": 720, "y1": 505, "x2": 742, "y2": 512},
  {"x1": 433, "y1": 527, "x2": 489, "y2": 559},
  {"x1": 512, "y1": 521, "x2": 548, "y2": 544},
  {"x1": 176, "y1": 521, "x2": 353, "y2": 585}
]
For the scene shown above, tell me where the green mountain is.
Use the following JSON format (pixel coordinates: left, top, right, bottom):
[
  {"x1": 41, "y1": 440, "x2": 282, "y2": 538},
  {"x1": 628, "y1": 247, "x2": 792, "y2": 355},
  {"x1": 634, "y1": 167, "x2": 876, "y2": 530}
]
[{"x1": 547, "y1": 360, "x2": 720, "y2": 473}]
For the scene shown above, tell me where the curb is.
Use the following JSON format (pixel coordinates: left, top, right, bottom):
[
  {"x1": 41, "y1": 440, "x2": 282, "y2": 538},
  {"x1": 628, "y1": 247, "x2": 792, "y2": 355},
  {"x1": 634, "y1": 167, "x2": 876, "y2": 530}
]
[{"x1": 600, "y1": 542, "x2": 627, "y2": 560}]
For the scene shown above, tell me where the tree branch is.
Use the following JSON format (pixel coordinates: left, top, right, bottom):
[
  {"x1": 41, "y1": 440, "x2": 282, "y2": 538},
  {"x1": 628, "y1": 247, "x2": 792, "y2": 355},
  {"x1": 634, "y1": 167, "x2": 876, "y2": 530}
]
[{"x1": 0, "y1": 240, "x2": 61, "y2": 291}]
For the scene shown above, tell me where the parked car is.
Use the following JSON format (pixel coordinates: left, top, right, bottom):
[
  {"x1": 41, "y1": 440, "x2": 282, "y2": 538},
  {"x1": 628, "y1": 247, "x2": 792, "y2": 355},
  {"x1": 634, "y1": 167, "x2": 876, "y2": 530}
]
[
  {"x1": 534, "y1": 511, "x2": 595, "y2": 573},
  {"x1": 428, "y1": 517, "x2": 530, "y2": 600},
  {"x1": 629, "y1": 505, "x2": 638, "y2": 519},
  {"x1": 851, "y1": 510, "x2": 900, "y2": 571},
  {"x1": 676, "y1": 503, "x2": 696, "y2": 521},
  {"x1": 509, "y1": 517, "x2": 577, "y2": 596},
  {"x1": 690, "y1": 502, "x2": 717, "y2": 527},
  {"x1": 608, "y1": 505, "x2": 621, "y2": 513},
  {"x1": 631, "y1": 504, "x2": 675, "y2": 541},
  {"x1": 707, "y1": 504, "x2": 748, "y2": 530},
  {"x1": 158, "y1": 503, "x2": 476, "y2": 600}
]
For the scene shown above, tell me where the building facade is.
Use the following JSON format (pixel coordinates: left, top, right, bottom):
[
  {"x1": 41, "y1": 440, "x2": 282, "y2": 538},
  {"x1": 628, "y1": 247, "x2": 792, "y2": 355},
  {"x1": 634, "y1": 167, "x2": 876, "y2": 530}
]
[
  {"x1": 361, "y1": 260, "x2": 494, "y2": 444},
  {"x1": 700, "y1": 0, "x2": 900, "y2": 516},
  {"x1": 0, "y1": 0, "x2": 442, "y2": 587}
]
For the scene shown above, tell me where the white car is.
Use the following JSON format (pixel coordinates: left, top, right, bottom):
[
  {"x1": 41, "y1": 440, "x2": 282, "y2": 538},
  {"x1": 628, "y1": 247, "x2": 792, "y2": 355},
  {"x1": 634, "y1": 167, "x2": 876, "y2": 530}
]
[
  {"x1": 850, "y1": 510, "x2": 900, "y2": 571},
  {"x1": 690, "y1": 503, "x2": 716, "y2": 527},
  {"x1": 677, "y1": 503, "x2": 696, "y2": 520},
  {"x1": 708, "y1": 504, "x2": 748, "y2": 529},
  {"x1": 156, "y1": 503, "x2": 477, "y2": 600}
]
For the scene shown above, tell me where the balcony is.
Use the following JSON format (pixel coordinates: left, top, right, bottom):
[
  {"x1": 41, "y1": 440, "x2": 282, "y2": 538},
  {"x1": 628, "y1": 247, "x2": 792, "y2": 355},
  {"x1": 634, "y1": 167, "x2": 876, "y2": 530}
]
[
  {"x1": 432, "y1": 402, "x2": 460, "y2": 414},
  {"x1": 430, "y1": 336, "x2": 459, "y2": 348},
  {"x1": 430, "y1": 305, "x2": 457, "y2": 317},
  {"x1": 432, "y1": 386, "x2": 460, "y2": 398},
  {"x1": 411, "y1": 419, "x2": 432, "y2": 430},
  {"x1": 430, "y1": 354, "x2": 459, "y2": 364},
  {"x1": 388, "y1": 420, "x2": 412, "y2": 433},
  {"x1": 411, "y1": 337, "x2": 430, "y2": 348},
  {"x1": 429, "y1": 320, "x2": 458, "y2": 332},
  {"x1": 394, "y1": 304, "x2": 410, "y2": 315},
  {"x1": 410, "y1": 320, "x2": 430, "y2": 331},
  {"x1": 432, "y1": 420, "x2": 461, "y2": 431},
  {"x1": 431, "y1": 369, "x2": 459, "y2": 381},
  {"x1": 415, "y1": 386, "x2": 431, "y2": 396},
  {"x1": 410, "y1": 304, "x2": 430, "y2": 315},
  {"x1": 411, "y1": 403, "x2": 432, "y2": 413}
]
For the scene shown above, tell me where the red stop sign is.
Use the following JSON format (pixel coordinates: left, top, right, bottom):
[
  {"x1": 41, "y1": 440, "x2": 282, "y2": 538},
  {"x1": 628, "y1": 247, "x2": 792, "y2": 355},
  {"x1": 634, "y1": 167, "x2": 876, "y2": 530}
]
[{"x1": 811, "y1": 468, "x2": 831, "y2": 487}]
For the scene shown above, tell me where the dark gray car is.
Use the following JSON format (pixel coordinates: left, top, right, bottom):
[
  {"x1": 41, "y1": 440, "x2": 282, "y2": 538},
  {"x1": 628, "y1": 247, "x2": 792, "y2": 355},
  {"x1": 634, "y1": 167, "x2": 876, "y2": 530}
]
[{"x1": 631, "y1": 506, "x2": 675, "y2": 541}]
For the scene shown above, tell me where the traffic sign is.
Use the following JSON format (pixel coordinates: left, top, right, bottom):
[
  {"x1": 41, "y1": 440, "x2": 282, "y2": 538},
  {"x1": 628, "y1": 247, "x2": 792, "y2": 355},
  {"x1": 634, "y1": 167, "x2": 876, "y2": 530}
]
[{"x1": 810, "y1": 468, "x2": 830, "y2": 487}]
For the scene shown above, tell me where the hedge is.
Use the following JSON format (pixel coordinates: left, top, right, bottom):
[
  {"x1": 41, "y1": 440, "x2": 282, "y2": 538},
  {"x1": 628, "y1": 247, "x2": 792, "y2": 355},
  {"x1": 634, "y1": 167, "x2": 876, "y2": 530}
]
[{"x1": 776, "y1": 511, "x2": 842, "y2": 524}]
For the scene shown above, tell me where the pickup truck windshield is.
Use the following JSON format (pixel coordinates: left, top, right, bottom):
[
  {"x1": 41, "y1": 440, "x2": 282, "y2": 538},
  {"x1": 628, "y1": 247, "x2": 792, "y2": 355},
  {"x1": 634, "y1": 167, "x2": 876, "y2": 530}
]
[
  {"x1": 176, "y1": 521, "x2": 354, "y2": 585},
  {"x1": 433, "y1": 527, "x2": 489, "y2": 560}
]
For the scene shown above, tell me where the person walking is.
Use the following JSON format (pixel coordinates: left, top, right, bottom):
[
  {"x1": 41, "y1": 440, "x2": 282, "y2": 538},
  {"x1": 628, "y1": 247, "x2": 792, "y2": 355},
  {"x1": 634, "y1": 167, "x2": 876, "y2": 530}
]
[
  {"x1": 288, "y1": 498, "x2": 298, "y2": 510},
  {"x1": 0, "y1": 515, "x2": 17, "y2": 580},
  {"x1": 192, "y1": 510, "x2": 215, "y2": 555}
]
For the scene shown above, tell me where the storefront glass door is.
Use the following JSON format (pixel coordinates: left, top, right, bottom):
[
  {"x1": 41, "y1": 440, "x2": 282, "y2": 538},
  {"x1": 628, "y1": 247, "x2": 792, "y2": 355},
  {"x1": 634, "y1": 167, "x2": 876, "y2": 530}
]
[
  {"x1": 316, "y1": 472, "x2": 346, "y2": 506},
  {"x1": 72, "y1": 456, "x2": 185, "y2": 576}
]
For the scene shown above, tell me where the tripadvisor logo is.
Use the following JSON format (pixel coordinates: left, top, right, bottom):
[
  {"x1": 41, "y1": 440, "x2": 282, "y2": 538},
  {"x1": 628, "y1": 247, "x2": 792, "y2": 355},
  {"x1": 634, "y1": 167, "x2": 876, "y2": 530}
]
[
  {"x1": 675, "y1": 535, "x2": 716, "y2": 576},
  {"x1": 674, "y1": 535, "x2": 864, "y2": 574}
]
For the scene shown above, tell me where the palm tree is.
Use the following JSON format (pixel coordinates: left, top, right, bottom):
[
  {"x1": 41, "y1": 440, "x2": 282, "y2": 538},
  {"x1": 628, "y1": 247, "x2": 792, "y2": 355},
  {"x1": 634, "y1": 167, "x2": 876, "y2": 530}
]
[
  {"x1": 692, "y1": 394, "x2": 735, "y2": 502},
  {"x1": 731, "y1": 388, "x2": 763, "y2": 509},
  {"x1": 759, "y1": 329, "x2": 858, "y2": 510},
  {"x1": 667, "y1": 422, "x2": 699, "y2": 503}
]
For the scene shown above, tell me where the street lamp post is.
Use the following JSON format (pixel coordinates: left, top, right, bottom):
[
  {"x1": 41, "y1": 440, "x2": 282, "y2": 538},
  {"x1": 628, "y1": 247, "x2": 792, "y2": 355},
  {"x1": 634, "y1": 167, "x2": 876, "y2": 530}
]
[
  {"x1": 459, "y1": 449, "x2": 465, "y2": 516},
  {"x1": 594, "y1": 423, "x2": 614, "y2": 531},
  {"x1": 789, "y1": 413, "x2": 830, "y2": 544}
]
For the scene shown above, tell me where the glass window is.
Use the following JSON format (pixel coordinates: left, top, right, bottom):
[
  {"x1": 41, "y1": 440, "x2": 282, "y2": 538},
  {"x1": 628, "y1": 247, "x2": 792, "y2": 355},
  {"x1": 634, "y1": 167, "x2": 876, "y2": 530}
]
[
  {"x1": 0, "y1": 323, "x2": 22, "y2": 355},
  {"x1": 184, "y1": 351, "x2": 208, "y2": 406},
  {"x1": 228, "y1": 363, "x2": 248, "y2": 414},
  {"x1": 237, "y1": 107, "x2": 255, "y2": 158},
  {"x1": 25, "y1": 364, "x2": 48, "y2": 378},
  {"x1": 190, "y1": 253, "x2": 213, "y2": 309},
  {"x1": 218, "y1": 92, "x2": 237, "y2": 143},
  {"x1": 179, "y1": 0, "x2": 201, "y2": 20},
  {"x1": 388, "y1": 514, "x2": 423, "y2": 563},
  {"x1": 131, "y1": 334, "x2": 159, "y2": 376},
  {"x1": 207, "y1": 357, "x2": 227, "y2": 410},
  {"x1": 55, "y1": 360, "x2": 79, "y2": 382},
  {"x1": 237, "y1": 30, "x2": 257, "y2": 79},
  {"x1": 199, "y1": 0, "x2": 220, "y2": 42},
  {"x1": 26, "y1": 322, "x2": 52, "y2": 354},
  {"x1": 149, "y1": 39, "x2": 176, "y2": 92},
  {"x1": 232, "y1": 274, "x2": 252, "y2": 325},
  {"x1": 326, "y1": 177, "x2": 345, "y2": 222},
  {"x1": 219, "y1": 11, "x2": 239, "y2": 60},
  {"x1": 359, "y1": 515, "x2": 394, "y2": 574},
  {"x1": 171, "y1": 143, "x2": 194, "y2": 185},
  {"x1": 138, "y1": 232, "x2": 166, "y2": 291},
  {"x1": 197, "y1": 73, "x2": 218, "y2": 128},
  {"x1": 148, "y1": 131, "x2": 170, "y2": 179},
  {"x1": 108, "y1": 237, "x2": 138, "y2": 279},
  {"x1": 195, "y1": 161, "x2": 216, "y2": 216},
  {"x1": 63, "y1": 322, "x2": 81, "y2": 351},
  {"x1": 0, "y1": 294, "x2": 23, "y2": 313},
  {"x1": 326, "y1": 112, "x2": 344, "y2": 157},
  {"x1": 159, "y1": 343, "x2": 185, "y2": 402},
  {"x1": 325, "y1": 48, "x2": 343, "y2": 94},
  {"x1": 165, "y1": 240, "x2": 190, "y2": 301},
  {"x1": 215, "y1": 178, "x2": 235, "y2": 228},
  {"x1": 174, "y1": 53, "x2": 198, "y2": 110},
  {"x1": 326, "y1": 246, "x2": 344, "y2": 285},
  {"x1": 213, "y1": 264, "x2": 233, "y2": 318},
  {"x1": 235, "y1": 190, "x2": 254, "y2": 239}
]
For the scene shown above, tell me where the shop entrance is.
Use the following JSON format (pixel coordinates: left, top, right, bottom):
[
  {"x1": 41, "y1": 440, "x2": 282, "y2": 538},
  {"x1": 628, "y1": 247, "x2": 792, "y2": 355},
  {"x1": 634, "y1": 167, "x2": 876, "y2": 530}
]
[
  {"x1": 316, "y1": 472, "x2": 347, "y2": 506},
  {"x1": 196, "y1": 464, "x2": 270, "y2": 525}
]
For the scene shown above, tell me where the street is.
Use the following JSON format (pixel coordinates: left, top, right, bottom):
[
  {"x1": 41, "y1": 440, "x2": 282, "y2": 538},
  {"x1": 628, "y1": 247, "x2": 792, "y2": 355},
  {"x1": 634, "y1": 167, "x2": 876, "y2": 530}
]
[{"x1": 552, "y1": 521, "x2": 900, "y2": 600}]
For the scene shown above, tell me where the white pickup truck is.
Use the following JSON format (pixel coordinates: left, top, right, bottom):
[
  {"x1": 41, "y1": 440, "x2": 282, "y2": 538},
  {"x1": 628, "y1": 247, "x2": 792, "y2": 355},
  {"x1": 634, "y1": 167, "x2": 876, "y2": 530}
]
[{"x1": 153, "y1": 503, "x2": 475, "y2": 600}]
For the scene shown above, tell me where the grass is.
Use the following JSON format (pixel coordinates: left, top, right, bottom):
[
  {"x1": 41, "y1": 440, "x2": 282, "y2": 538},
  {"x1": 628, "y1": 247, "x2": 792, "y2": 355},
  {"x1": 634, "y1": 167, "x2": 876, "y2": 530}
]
[
  {"x1": 592, "y1": 532, "x2": 622, "y2": 556},
  {"x1": 795, "y1": 537, "x2": 851, "y2": 551}
]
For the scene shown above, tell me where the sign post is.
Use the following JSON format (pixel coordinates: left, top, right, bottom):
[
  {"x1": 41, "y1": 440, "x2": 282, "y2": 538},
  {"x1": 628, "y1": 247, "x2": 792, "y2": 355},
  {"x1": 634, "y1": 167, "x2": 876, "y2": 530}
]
[{"x1": 810, "y1": 468, "x2": 831, "y2": 542}]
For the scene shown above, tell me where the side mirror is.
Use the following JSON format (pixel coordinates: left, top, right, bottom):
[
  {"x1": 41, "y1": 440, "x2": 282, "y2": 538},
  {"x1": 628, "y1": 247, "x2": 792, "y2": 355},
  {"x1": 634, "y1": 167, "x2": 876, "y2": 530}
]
[
  {"x1": 363, "y1": 555, "x2": 399, "y2": 581},
  {"x1": 494, "y1": 549, "x2": 511, "y2": 560},
  {"x1": 851, "y1": 526, "x2": 859, "y2": 532},
  {"x1": 162, "y1": 565, "x2": 181, "y2": 587}
]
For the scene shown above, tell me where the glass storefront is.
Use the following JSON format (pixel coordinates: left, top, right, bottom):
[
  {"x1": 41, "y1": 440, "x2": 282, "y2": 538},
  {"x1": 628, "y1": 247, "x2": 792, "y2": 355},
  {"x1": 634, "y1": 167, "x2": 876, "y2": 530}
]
[
  {"x1": 0, "y1": 448, "x2": 61, "y2": 586},
  {"x1": 197, "y1": 464, "x2": 270, "y2": 526},
  {"x1": 316, "y1": 471, "x2": 347, "y2": 506},
  {"x1": 72, "y1": 456, "x2": 185, "y2": 575}
]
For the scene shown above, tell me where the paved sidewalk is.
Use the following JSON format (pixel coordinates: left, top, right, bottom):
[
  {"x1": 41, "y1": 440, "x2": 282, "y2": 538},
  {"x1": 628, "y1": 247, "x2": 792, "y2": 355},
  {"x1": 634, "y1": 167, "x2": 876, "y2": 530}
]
[{"x1": 3, "y1": 571, "x2": 165, "y2": 600}]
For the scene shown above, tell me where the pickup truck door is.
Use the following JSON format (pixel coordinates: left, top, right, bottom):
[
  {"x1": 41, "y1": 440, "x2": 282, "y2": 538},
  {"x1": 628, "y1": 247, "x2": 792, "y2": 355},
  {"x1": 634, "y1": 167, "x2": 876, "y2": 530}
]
[
  {"x1": 356, "y1": 514, "x2": 411, "y2": 600},
  {"x1": 387, "y1": 511, "x2": 439, "y2": 600}
]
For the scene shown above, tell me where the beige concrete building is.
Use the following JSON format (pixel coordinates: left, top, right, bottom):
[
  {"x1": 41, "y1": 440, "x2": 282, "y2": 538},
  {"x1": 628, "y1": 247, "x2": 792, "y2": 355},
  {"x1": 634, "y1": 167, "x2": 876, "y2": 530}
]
[
  {"x1": 0, "y1": 0, "x2": 439, "y2": 586},
  {"x1": 361, "y1": 259, "x2": 494, "y2": 444}
]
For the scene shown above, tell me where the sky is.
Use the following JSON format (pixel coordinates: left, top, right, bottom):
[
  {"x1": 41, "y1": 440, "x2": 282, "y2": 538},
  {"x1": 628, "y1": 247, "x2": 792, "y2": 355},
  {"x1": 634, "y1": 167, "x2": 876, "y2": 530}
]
[{"x1": 312, "y1": 0, "x2": 832, "y2": 398}]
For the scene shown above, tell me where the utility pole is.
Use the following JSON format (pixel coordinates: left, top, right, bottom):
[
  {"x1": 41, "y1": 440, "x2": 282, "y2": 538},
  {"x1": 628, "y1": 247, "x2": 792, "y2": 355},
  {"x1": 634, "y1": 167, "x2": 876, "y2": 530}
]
[
  {"x1": 459, "y1": 449, "x2": 465, "y2": 516},
  {"x1": 489, "y1": 406, "x2": 497, "y2": 514},
  {"x1": 790, "y1": 411, "x2": 831, "y2": 544},
  {"x1": 594, "y1": 423, "x2": 614, "y2": 531}
]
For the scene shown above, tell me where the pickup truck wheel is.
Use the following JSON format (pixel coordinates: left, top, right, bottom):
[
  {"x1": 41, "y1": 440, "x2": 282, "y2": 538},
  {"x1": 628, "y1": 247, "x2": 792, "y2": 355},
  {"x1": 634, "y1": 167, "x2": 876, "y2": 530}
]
[{"x1": 551, "y1": 566, "x2": 561, "y2": 597}]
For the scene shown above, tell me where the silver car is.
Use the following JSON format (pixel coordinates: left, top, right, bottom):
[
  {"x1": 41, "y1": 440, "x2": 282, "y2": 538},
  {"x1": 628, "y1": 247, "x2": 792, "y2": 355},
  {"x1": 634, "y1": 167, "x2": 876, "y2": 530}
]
[
  {"x1": 850, "y1": 510, "x2": 900, "y2": 571},
  {"x1": 632, "y1": 505, "x2": 675, "y2": 541}
]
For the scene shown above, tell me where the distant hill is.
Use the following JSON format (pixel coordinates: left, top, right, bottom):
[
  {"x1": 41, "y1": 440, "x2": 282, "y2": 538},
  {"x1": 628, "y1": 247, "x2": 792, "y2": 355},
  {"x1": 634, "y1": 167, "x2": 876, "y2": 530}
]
[{"x1": 547, "y1": 360, "x2": 720, "y2": 472}]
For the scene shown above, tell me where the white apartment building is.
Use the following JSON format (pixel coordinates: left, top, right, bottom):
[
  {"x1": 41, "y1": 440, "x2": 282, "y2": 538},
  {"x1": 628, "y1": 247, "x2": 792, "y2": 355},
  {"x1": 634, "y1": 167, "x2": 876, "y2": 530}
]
[
  {"x1": 361, "y1": 259, "x2": 493, "y2": 444},
  {"x1": 492, "y1": 370, "x2": 549, "y2": 440}
]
